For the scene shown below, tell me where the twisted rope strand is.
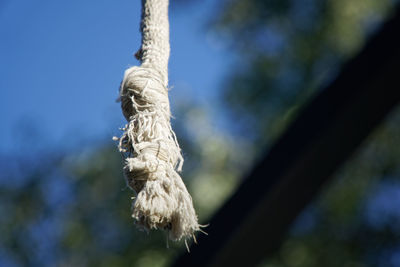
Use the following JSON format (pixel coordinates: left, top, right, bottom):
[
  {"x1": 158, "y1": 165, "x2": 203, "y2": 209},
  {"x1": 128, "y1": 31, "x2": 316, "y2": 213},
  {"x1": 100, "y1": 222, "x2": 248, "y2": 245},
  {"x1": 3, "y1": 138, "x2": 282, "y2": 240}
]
[{"x1": 115, "y1": 0, "x2": 200, "y2": 241}]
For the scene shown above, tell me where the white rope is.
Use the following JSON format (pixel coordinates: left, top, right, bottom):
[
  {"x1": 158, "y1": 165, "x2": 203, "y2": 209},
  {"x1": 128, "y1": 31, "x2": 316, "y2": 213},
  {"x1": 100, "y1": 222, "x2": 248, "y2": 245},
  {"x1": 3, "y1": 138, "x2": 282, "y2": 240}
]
[{"x1": 115, "y1": 0, "x2": 200, "y2": 241}]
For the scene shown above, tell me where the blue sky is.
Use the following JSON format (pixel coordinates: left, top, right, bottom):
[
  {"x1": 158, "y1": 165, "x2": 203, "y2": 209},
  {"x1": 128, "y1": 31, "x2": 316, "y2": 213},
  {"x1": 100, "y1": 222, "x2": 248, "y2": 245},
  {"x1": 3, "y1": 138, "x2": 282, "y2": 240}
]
[{"x1": 0, "y1": 0, "x2": 233, "y2": 154}]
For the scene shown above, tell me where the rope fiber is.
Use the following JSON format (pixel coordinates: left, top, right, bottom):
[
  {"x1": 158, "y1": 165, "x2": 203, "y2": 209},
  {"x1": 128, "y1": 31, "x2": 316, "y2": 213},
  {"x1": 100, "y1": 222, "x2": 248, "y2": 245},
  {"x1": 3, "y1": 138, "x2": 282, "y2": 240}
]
[{"x1": 115, "y1": 0, "x2": 200, "y2": 242}]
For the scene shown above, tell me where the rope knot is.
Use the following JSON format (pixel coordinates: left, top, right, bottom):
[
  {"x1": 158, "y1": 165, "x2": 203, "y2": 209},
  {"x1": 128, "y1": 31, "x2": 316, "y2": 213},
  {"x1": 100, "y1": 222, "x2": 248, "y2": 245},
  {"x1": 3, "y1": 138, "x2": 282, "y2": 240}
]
[
  {"x1": 116, "y1": 0, "x2": 200, "y2": 242},
  {"x1": 116, "y1": 64, "x2": 197, "y2": 241},
  {"x1": 120, "y1": 66, "x2": 169, "y2": 121}
]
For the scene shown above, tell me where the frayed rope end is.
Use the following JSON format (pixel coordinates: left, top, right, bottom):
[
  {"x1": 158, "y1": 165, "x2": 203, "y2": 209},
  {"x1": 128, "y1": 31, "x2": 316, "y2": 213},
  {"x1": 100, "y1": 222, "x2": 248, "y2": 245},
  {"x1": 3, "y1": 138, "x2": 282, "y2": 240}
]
[{"x1": 116, "y1": 66, "x2": 201, "y2": 242}]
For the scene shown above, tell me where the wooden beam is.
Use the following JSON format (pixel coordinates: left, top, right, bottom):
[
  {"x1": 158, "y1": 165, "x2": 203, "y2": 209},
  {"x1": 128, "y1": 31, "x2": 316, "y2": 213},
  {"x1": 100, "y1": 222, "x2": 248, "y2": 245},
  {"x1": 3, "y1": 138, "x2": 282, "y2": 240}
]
[{"x1": 172, "y1": 7, "x2": 400, "y2": 267}]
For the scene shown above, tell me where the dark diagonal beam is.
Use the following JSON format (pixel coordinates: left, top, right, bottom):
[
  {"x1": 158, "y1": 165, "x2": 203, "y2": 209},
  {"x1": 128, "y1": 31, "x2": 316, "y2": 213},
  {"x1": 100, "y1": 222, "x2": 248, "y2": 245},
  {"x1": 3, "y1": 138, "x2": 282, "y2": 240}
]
[{"x1": 173, "y1": 7, "x2": 400, "y2": 267}]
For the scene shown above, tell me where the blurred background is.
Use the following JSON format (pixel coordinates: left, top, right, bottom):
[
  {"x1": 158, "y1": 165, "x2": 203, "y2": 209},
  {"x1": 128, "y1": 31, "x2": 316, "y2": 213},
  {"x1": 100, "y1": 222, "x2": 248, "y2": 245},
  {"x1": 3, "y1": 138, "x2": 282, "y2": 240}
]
[{"x1": 1, "y1": 0, "x2": 400, "y2": 266}]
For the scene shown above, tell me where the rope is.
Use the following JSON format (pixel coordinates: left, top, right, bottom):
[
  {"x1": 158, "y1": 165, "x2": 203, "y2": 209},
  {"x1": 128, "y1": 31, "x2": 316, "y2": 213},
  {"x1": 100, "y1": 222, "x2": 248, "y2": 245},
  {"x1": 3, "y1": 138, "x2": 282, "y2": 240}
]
[{"x1": 115, "y1": 0, "x2": 200, "y2": 242}]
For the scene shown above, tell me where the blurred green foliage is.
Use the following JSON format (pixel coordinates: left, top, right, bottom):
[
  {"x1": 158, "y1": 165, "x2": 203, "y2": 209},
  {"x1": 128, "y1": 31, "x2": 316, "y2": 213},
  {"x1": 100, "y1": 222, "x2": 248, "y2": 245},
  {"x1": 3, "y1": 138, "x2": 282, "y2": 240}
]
[
  {"x1": 0, "y1": 100, "x2": 243, "y2": 266},
  {"x1": 1, "y1": 0, "x2": 400, "y2": 266},
  {"x1": 259, "y1": 107, "x2": 400, "y2": 267},
  {"x1": 214, "y1": 0, "x2": 400, "y2": 266},
  {"x1": 215, "y1": 0, "x2": 394, "y2": 147}
]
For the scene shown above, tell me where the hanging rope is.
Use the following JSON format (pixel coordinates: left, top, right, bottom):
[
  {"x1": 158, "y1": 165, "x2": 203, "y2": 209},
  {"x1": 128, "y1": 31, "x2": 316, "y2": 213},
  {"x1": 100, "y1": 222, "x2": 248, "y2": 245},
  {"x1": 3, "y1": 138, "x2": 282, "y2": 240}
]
[{"x1": 115, "y1": 0, "x2": 200, "y2": 242}]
